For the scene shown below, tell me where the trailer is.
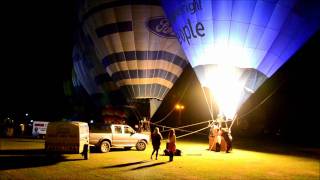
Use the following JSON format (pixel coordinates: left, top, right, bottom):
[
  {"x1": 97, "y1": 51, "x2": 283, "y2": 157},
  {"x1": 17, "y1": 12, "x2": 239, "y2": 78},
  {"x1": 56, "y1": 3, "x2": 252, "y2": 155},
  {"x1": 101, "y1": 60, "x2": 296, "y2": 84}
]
[{"x1": 45, "y1": 121, "x2": 90, "y2": 160}]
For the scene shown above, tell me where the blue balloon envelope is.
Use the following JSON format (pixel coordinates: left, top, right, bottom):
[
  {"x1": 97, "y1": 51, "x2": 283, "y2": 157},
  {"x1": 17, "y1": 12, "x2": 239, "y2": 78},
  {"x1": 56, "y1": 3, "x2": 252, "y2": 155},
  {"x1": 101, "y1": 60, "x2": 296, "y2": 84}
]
[{"x1": 161, "y1": 0, "x2": 320, "y2": 119}]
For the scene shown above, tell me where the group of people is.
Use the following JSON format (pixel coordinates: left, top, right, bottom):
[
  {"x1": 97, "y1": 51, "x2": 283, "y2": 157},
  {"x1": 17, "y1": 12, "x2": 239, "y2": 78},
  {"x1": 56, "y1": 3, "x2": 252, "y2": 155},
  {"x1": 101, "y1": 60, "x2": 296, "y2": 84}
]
[
  {"x1": 209, "y1": 124, "x2": 232, "y2": 153},
  {"x1": 150, "y1": 127, "x2": 176, "y2": 161},
  {"x1": 150, "y1": 121, "x2": 232, "y2": 162}
]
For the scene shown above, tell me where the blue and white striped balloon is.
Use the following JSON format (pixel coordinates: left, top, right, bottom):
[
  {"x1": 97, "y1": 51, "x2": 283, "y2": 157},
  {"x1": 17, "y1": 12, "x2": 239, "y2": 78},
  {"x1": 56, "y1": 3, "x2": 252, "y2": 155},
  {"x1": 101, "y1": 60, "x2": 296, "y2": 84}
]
[{"x1": 80, "y1": 0, "x2": 188, "y2": 101}]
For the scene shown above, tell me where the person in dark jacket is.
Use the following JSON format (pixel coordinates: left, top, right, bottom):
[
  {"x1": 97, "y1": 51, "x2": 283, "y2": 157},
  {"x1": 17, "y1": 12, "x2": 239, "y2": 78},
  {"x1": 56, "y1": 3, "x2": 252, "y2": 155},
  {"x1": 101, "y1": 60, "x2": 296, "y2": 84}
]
[
  {"x1": 151, "y1": 127, "x2": 163, "y2": 160},
  {"x1": 222, "y1": 128, "x2": 232, "y2": 153}
]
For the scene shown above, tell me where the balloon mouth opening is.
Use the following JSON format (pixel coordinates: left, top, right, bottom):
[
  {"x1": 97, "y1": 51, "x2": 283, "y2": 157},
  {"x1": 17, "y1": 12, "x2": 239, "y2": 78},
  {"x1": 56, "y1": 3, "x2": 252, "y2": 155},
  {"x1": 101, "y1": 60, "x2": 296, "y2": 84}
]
[{"x1": 200, "y1": 65, "x2": 247, "y2": 120}]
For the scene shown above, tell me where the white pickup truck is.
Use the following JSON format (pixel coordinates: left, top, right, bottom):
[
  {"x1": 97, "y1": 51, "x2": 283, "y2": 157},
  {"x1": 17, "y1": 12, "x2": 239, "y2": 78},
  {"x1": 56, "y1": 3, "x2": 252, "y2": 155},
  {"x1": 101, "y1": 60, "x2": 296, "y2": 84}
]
[{"x1": 89, "y1": 124, "x2": 149, "y2": 153}]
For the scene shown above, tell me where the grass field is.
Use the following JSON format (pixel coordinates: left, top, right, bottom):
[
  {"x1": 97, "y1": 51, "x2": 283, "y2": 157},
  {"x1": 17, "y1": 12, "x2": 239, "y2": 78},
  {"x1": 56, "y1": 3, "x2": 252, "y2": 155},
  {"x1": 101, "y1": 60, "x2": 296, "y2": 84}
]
[{"x1": 0, "y1": 137, "x2": 319, "y2": 179}]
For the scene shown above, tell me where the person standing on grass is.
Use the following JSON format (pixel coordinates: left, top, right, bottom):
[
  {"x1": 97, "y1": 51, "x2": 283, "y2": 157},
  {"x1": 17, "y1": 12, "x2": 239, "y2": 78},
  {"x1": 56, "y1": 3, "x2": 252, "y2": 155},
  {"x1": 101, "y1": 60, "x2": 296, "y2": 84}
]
[
  {"x1": 151, "y1": 127, "x2": 163, "y2": 160},
  {"x1": 222, "y1": 128, "x2": 232, "y2": 153},
  {"x1": 167, "y1": 129, "x2": 176, "y2": 161}
]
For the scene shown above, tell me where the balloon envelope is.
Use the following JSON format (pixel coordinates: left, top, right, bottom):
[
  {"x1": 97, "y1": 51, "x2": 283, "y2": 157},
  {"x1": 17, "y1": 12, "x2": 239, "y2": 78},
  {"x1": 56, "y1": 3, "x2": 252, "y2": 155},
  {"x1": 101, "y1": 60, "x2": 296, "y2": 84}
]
[
  {"x1": 79, "y1": 0, "x2": 187, "y2": 100},
  {"x1": 79, "y1": 0, "x2": 188, "y2": 117},
  {"x1": 73, "y1": 31, "x2": 121, "y2": 107},
  {"x1": 161, "y1": 0, "x2": 320, "y2": 119}
]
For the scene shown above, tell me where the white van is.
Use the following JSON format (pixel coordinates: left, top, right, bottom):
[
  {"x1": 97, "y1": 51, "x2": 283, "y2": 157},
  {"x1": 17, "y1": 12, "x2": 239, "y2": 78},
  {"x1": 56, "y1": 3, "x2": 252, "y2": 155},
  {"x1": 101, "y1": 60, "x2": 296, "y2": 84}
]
[{"x1": 32, "y1": 121, "x2": 49, "y2": 138}]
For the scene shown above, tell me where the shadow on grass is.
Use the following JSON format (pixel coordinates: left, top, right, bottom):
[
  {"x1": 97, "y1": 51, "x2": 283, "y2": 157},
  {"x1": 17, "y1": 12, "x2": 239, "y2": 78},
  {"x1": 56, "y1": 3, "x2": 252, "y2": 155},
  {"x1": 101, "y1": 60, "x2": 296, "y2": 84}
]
[
  {"x1": 90, "y1": 147, "x2": 139, "y2": 153},
  {"x1": 180, "y1": 136, "x2": 320, "y2": 159},
  {"x1": 0, "y1": 149, "x2": 86, "y2": 170},
  {"x1": 233, "y1": 138, "x2": 320, "y2": 159},
  {"x1": 0, "y1": 149, "x2": 45, "y2": 155},
  {"x1": 130, "y1": 162, "x2": 169, "y2": 170},
  {"x1": 103, "y1": 160, "x2": 149, "y2": 168}
]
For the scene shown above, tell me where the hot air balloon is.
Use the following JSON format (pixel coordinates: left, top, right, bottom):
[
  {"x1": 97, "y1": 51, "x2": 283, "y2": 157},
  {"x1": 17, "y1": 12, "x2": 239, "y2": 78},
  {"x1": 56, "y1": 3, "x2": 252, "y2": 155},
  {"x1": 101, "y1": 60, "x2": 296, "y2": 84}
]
[
  {"x1": 73, "y1": 30, "x2": 121, "y2": 108},
  {"x1": 78, "y1": 0, "x2": 188, "y2": 119},
  {"x1": 161, "y1": 0, "x2": 320, "y2": 120},
  {"x1": 62, "y1": 68, "x2": 92, "y2": 120},
  {"x1": 73, "y1": 30, "x2": 131, "y2": 124}
]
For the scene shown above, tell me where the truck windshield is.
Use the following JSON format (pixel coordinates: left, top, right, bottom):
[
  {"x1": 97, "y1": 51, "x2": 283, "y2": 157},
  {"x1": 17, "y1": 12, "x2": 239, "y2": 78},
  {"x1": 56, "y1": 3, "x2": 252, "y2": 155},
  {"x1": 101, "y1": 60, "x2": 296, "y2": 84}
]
[{"x1": 90, "y1": 124, "x2": 111, "y2": 133}]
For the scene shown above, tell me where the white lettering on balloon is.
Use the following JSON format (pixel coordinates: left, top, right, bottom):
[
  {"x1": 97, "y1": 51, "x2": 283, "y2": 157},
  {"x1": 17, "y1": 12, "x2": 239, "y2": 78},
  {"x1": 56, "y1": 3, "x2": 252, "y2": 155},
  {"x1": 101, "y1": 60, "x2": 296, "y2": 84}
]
[{"x1": 168, "y1": 0, "x2": 205, "y2": 45}]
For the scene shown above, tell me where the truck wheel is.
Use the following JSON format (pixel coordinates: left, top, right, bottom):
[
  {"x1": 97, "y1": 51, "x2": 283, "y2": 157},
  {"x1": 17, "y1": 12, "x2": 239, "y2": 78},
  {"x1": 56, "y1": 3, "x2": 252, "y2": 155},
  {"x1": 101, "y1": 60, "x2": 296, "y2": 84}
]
[
  {"x1": 136, "y1": 141, "x2": 146, "y2": 151},
  {"x1": 100, "y1": 141, "x2": 110, "y2": 153}
]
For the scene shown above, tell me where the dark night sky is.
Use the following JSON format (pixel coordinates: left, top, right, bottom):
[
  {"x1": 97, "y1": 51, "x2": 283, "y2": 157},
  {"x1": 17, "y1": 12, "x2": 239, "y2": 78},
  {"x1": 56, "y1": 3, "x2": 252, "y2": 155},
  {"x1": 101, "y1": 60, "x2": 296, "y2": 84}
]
[
  {"x1": 0, "y1": 0, "x2": 319, "y2": 135},
  {"x1": 0, "y1": 1, "x2": 75, "y2": 118}
]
